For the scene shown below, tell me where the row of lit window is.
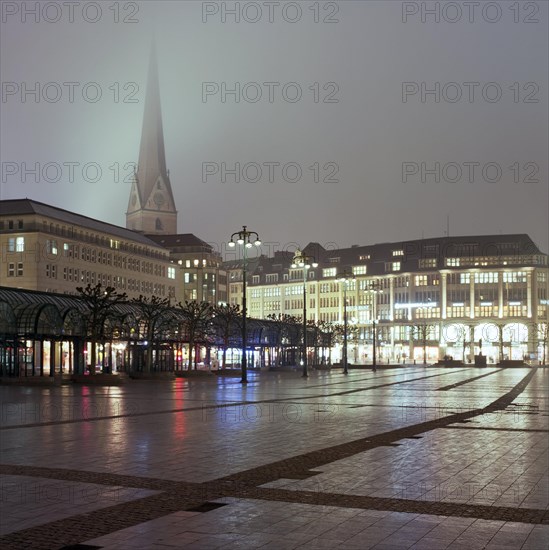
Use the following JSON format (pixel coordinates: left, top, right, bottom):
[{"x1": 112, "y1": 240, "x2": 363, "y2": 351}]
[
  {"x1": 319, "y1": 283, "x2": 339, "y2": 293},
  {"x1": 446, "y1": 272, "x2": 530, "y2": 285},
  {"x1": 253, "y1": 260, "x2": 430, "y2": 281},
  {"x1": 247, "y1": 268, "x2": 540, "y2": 289},
  {"x1": 247, "y1": 286, "x2": 539, "y2": 304},
  {"x1": 285, "y1": 299, "x2": 304, "y2": 310},
  {"x1": 259, "y1": 272, "x2": 512, "y2": 289},
  {"x1": 6, "y1": 237, "x2": 170, "y2": 279},
  {"x1": 446, "y1": 256, "x2": 546, "y2": 267},
  {"x1": 286, "y1": 285, "x2": 305, "y2": 296},
  {"x1": 242, "y1": 305, "x2": 540, "y2": 323},
  {"x1": 177, "y1": 258, "x2": 212, "y2": 268},
  {"x1": 7, "y1": 236, "x2": 25, "y2": 252},
  {"x1": 239, "y1": 300, "x2": 537, "y2": 319},
  {"x1": 445, "y1": 306, "x2": 528, "y2": 318},
  {"x1": 264, "y1": 288, "x2": 281, "y2": 297},
  {"x1": 40, "y1": 264, "x2": 170, "y2": 296},
  {"x1": 415, "y1": 275, "x2": 440, "y2": 286},
  {"x1": 126, "y1": 279, "x2": 167, "y2": 296},
  {"x1": 319, "y1": 312, "x2": 340, "y2": 322},
  {"x1": 319, "y1": 297, "x2": 340, "y2": 308},
  {"x1": 40, "y1": 221, "x2": 167, "y2": 260}
]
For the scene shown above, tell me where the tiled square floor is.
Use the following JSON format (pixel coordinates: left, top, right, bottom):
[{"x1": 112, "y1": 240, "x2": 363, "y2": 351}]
[{"x1": 1, "y1": 367, "x2": 547, "y2": 549}]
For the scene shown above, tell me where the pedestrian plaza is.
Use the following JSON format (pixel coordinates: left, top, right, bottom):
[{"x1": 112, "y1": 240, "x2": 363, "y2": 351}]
[{"x1": 1, "y1": 366, "x2": 548, "y2": 549}]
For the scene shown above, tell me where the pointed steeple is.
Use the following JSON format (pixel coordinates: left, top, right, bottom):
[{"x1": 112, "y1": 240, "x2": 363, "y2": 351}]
[{"x1": 126, "y1": 41, "x2": 177, "y2": 234}]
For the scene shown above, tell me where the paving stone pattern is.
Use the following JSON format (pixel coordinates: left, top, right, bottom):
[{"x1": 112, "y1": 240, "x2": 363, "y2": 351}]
[{"x1": 0, "y1": 366, "x2": 547, "y2": 549}]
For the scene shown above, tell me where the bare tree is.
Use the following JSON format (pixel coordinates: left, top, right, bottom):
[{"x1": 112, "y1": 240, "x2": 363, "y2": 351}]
[
  {"x1": 75, "y1": 283, "x2": 127, "y2": 375},
  {"x1": 307, "y1": 319, "x2": 322, "y2": 366},
  {"x1": 131, "y1": 295, "x2": 172, "y2": 373},
  {"x1": 177, "y1": 300, "x2": 214, "y2": 370},
  {"x1": 266, "y1": 313, "x2": 301, "y2": 366},
  {"x1": 212, "y1": 303, "x2": 241, "y2": 369},
  {"x1": 318, "y1": 321, "x2": 343, "y2": 366},
  {"x1": 346, "y1": 323, "x2": 360, "y2": 363},
  {"x1": 412, "y1": 322, "x2": 436, "y2": 365}
]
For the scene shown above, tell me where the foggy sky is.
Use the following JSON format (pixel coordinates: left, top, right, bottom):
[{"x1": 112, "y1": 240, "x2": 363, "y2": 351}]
[{"x1": 1, "y1": 1, "x2": 548, "y2": 256}]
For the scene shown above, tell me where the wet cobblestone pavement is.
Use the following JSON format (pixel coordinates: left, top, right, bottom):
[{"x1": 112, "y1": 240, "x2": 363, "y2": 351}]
[{"x1": 1, "y1": 366, "x2": 547, "y2": 549}]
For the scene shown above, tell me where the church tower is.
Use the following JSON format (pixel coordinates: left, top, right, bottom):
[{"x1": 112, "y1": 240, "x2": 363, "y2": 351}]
[{"x1": 126, "y1": 42, "x2": 177, "y2": 234}]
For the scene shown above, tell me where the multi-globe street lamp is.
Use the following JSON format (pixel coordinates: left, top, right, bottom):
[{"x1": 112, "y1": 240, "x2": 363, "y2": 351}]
[
  {"x1": 291, "y1": 250, "x2": 318, "y2": 378},
  {"x1": 338, "y1": 269, "x2": 355, "y2": 375},
  {"x1": 365, "y1": 281, "x2": 383, "y2": 370},
  {"x1": 228, "y1": 226, "x2": 261, "y2": 383}
]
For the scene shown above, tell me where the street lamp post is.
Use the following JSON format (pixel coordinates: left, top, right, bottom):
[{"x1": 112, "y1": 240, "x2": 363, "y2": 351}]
[
  {"x1": 291, "y1": 250, "x2": 318, "y2": 378},
  {"x1": 228, "y1": 226, "x2": 261, "y2": 383},
  {"x1": 366, "y1": 281, "x2": 383, "y2": 370},
  {"x1": 338, "y1": 270, "x2": 355, "y2": 375}
]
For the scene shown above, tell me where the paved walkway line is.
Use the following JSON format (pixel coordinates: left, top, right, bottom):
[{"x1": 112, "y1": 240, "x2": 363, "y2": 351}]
[
  {"x1": 444, "y1": 426, "x2": 548, "y2": 433},
  {"x1": 241, "y1": 486, "x2": 549, "y2": 524},
  {"x1": 0, "y1": 464, "x2": 187, "y2": 491},
  {"x1": 435, "y1": 368, "x2": 505, "y2": 391}
]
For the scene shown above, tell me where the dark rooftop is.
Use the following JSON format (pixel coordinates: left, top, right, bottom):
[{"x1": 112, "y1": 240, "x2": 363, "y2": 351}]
[
  {"x1": 0, "y1": 198, "x2": 165, "y2": 248},
  {"x1": 223, "y1": 234, "x2": 547, "y2": 281},
  {"x1": 146, "y1": 233, "x2": 214, "y2": 251}
]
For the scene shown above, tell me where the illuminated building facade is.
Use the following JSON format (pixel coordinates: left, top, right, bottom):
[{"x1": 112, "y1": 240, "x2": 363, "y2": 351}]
[
  {"x1": 224, "y1": 236, "x2": 549, "y2": 363},
  {"x1": 0, "y1": 199, "x2": 177, "y2": 300},
  {"x1": 148, "y1": 234, "x2": 226, "y2": 304}
]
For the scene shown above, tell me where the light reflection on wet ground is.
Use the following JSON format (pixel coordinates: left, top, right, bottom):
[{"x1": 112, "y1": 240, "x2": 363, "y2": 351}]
[{"x1": 1, "y1": 366, "x2": 547, "y2": 548}]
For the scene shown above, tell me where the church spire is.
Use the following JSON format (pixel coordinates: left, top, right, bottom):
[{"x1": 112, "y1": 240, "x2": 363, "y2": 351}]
[{"x1": 126, "y1": 41, "x2": 177, "y2": 234}]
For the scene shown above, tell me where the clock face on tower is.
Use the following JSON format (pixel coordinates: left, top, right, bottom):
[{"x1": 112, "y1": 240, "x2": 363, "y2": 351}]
[{"x1": 153, "y1": 192, "x2": 165, "y2": 207}]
